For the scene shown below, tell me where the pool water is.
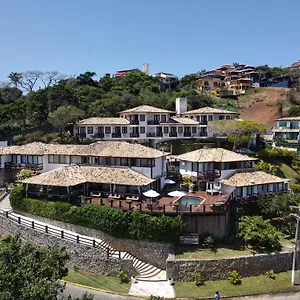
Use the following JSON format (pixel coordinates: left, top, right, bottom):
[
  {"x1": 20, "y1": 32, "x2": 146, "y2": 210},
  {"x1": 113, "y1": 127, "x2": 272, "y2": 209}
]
[{"x1": 175, "y1": 196, "x2": 202, "y2": 206}]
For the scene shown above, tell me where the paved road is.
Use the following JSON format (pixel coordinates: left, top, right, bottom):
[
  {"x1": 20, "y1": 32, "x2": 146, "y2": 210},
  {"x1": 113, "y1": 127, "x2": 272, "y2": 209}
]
[
  {"x1": 234, "y1": 292, "x2": 300, "y2": 300},
  {"x1": 59, "y1": 283, "x2": 144, "y2": 300}
]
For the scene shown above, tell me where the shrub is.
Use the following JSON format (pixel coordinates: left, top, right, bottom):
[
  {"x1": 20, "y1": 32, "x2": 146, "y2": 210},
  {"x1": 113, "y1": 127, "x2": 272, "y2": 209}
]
[
  {"x1": 228, "y1": 270, "x2": 241, "y2": 285},
  {"x1": 73, "y1": 264, "x2": 79, "y2": 273},
  {"x1": 290, "y1": 183, "x2": 300, "y2": 194},
  {"x1": 117, "y1": 271, "x2": 130, "y2": 284},
  {"x1": 202, "y1": 236, "x2": 215, "y2": 249},
  {"x1": 9, "y1": 186, "x2": 185, "y2": 243},
  {"x1": 16, "y1": 169, "x2": 36, "y2": 181},
  {"x1": 265, "y1": 269, "x2": 276, "y2": 279},
  {"x1": 148, "y1": 296, "x2": 164, "y2": 300},
  {"x1": 194, "y1": 272, "x2": 205, "y2": 286}
]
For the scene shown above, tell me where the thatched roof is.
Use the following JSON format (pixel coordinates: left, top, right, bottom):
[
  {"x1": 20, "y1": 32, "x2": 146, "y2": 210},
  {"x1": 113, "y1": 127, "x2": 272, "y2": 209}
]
[
  {"x1": 176, "y1": 148, "x2": 257, "y2": 163},
  {"x1": 1, "y1": 141, "x2": 167, "y2": 158},
  {"x1": 76, "y1": 117, "x2": 129, "y2": 125},
  {"x1": 183, "y1": 107, "x2": 237, "y2": 115},
  {"x1": 120, "y1": 105, "x2": 173, "y2": 114},
  {"x1": 21, "y1": 165, "x2": 154, "y2": 187},
  {"x1": 221, "y1": 170, "x2": 289, "y2": 187}
]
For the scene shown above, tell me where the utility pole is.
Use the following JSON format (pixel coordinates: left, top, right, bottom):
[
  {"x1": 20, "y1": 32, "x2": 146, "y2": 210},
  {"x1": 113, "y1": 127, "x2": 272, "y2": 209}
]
[{"x1": 290, "y1": 206, "x2": 300, "y2": 285}]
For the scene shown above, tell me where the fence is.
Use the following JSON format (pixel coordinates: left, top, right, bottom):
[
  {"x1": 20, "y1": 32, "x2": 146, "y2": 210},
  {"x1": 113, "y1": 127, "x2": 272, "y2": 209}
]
[{"x1": 0, "y1": 208, "x2": 121, "y2": 259}]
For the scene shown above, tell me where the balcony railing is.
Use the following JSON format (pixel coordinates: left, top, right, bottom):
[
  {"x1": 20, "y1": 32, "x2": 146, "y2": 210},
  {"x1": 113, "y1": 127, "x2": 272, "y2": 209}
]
[
  {"x1": 147, "y1": 120, "x2": 160, "y2": 125},
  {"x1": 130, "y1": 120, "x2": 139, "y2": 125},
  {"x1": 130, "y1": 133, "x2": 140, "y2": 138},
  {"x1": 199, "y1": 132, "x2": 208, "y2": 137},
  {"x1": 200, "y1": 121, "x2": 208, "y2": 125},
  {"x1": 183, "y1": 132, "x2": 192, "y2": 137},
  {"x1": 112, "y1": 133, "x2": 121, "y2": 138},
  {"x1": 93, "y1": 133, "x2": 104, "y2": 138},
  {"x1": 146, "y1": 132, "x2": 163, "y2": 137},
  {"x1": 5, "y1": 162, "x2": 43, "y2": 171},
  {"x1": 76, "y1": 133, "x2": 86, "y2": 138},
  {"x1": 169, "y1": 132, "x2": 177, "y2": 137},
  {"x1": 198, "y1": 170, "x2": 220, "y2": 180}
]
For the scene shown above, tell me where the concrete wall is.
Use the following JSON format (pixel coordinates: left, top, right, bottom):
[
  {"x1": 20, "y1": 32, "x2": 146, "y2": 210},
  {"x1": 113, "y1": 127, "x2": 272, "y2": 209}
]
[
  {"x1": 16, "y1": 211, "x2": 173, "y2": 270},
  {"x1": 0, "y1": 214, "x2": 135, "y2": 276},
  {"x1": 167, "y1": 251, "x2": 297, "y2": 281}
]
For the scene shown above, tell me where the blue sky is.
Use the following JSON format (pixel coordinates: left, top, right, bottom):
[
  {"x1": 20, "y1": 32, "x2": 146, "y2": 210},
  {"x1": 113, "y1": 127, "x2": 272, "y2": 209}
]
[{"x1": 0, "y1": 0, "x2": 299, "y2": 81}]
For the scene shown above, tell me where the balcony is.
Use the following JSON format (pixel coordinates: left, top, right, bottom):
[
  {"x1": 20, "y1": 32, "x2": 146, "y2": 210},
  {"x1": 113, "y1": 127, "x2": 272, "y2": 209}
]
[
  {"x1": 146, "y1": 132, "x2": 163, "y2": 137},
  {"x1": 183, "y1": 132, "x2": 192, "y2": 137},
  {"x1": 76, "y1": 133, "x2": 86, "y2": 138},
  {"x1": 200, "y1": 121, "x2": 208, "y2": 125},
  {"x1": 130, "y1": 133, "x2": 140, "y2": 138},
  {"x1": 5, "y1": 162, "x2": 43, "y2": 171},
  {"x1": 147, "y1": 120, "x2": 160, "y2": 125},
  {"x1": 198, "y1": 170, "x2": 221, "y2": 180},
  {"x1": 169, "y1": 132, "x2": 178, "y2": 137},
  {"x1": 93, "y1": 133, "x2": 104, "y2": 139},
  {"x1": 199, "y1": 132, "x2": 208, "y2": 137},
  {"x1": 112, "y1": 133, "x2": 121, "y2": 138},
  {"x1": 130, "y1": 120, "x2": 139, "y2": 125}
]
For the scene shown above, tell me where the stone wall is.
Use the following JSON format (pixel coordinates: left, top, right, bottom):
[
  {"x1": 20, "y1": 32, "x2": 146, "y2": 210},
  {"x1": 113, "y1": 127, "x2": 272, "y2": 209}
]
[
  {"x1": 17, "y1": 211, "x2": 173, "y2": 270},
  {"x1": 0, "y1": 214, "x2": 135, "y2": 277},
  {"x1": 167, "y1": 251, "x2": 296, "y2": 281}
]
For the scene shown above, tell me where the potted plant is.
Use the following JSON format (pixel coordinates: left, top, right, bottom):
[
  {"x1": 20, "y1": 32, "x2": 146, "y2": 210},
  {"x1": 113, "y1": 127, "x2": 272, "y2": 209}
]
[{"x1": 188, "y1": 183, "x2": 195, "y2": 193}]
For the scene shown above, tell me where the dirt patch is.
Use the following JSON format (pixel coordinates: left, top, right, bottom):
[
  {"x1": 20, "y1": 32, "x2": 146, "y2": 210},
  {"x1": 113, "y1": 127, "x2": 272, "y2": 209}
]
[{"x1": 239, "y1": 87, "x2": 289, "y2": 129}]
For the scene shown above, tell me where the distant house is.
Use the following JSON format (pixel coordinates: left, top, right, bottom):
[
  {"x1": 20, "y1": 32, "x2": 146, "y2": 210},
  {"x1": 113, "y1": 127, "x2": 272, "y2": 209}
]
[
  {"x1": 272, "y1": 116, "x2": 300, "y2": 143},
  {"x1": 260, "y1": 75, "x2": 291, "y2": 88},
  {"x1": 113, "y1": 69, "x2": 140, "y2": 78},
  {"x1": 152, "y1": 72, "x2": 178, "y2": 88}
]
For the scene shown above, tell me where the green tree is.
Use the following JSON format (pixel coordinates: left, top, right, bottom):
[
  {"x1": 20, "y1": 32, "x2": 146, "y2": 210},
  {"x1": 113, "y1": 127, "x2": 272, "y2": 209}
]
[
  {"x1": 0, "y1": 235, "x2": 69, "y2": 300},
  {"x1": 16, "y1": 169, "x2": 36, "y2": 181},
  {"x1": 48, "y1": 105, "x2": 84, "y2": 137},
  {"x1": 254, "y1": 161, "x2": 278, "y2": 175},
  {"x1": 237, "y1": 216, "x2": 281, "y2": 250},
  {"x1": 210, "y1": 119, "x2": 266, "y2": 150}
]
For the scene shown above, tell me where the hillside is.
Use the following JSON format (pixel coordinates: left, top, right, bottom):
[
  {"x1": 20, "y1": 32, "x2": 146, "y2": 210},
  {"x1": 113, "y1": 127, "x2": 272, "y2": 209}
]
[{"x1": 239, "y1": 87, "x2": 288, "y2": 129}]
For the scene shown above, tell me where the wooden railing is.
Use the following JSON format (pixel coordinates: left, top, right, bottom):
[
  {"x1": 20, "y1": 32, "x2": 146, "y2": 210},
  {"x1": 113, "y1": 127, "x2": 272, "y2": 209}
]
[{"x1": 0, "y1": 208, "x2": 121, "y2": 259}]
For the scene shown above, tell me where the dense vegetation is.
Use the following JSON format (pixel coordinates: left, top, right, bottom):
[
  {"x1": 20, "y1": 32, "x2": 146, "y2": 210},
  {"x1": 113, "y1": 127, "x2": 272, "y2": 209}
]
[
  {"x1": 0, "y1": 235, "x2": 93, "y2": 300},
  {"x1": 10, "y1": 185, "x2": 185, "y2": 243},
  {"x1": 0, "y1": 70, "x2": 238, "y2": 139}
]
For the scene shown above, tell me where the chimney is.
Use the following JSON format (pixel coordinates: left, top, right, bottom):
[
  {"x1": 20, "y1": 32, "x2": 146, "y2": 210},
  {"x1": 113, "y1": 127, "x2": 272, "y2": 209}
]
[{"x1": 175, "y1": 98, "x2": 187, "y2": 115}]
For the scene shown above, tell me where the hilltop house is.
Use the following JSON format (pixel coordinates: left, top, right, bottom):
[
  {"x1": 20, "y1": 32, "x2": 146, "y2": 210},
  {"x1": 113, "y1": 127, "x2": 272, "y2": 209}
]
[
  {"x1": 272, "y1": 116, "x2": 300, "y2": 144},
  {"x1": 176, "y1": 147, "x2": 289, "y2": 200},
  {"x1": 74, "y1": 99, "x2": 237, "y2": 142},
  {"x1": 0, "y1": 141, "x2": 168, "y2": 191}
]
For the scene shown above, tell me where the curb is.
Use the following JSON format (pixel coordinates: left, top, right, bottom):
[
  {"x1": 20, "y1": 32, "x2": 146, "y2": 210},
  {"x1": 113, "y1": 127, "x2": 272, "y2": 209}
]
[{"x1": 60, "y1": 280, "x2": 148, "y2": 299}]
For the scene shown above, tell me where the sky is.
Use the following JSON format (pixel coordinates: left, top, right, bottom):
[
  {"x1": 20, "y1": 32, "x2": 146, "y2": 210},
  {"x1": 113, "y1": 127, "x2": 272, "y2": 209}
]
[{"x1": 0, "y1": 0, "x2": 300, "y2": 81}]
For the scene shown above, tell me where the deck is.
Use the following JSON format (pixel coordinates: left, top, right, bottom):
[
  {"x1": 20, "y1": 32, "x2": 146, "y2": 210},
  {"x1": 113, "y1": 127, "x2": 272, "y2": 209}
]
[{"x1": 84, "y1": 190, "x2": 231, "y2": 215}]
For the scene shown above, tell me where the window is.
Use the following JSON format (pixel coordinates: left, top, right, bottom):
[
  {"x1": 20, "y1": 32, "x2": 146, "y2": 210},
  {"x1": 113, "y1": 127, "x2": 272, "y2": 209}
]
[
  {"x1": 219, "y1": 116, "x2": 225, "y2": 120},
  {"x1": 161, "y1": 115, "x2": 166, "y2": 122},
  {"x1": 87, "y1": 127, "x2": 93, "y2": 134},
  {"x1": 278, "y1": 121, "x2": 287, "y2": 128},
  {"x1": 122, "y1": 127, "x2": 127, "y2": 134},
  {"x1": 27, "y1": 155, "x2": 39, "y2": 164},
  {"x1": 226, "y1": 115, "x2": 231, "y2": 120},
  {"x1": 105, "y1": 127, "x2": 111, "y2": 134},
  {"x1": 178, "y1": 127, "x2": 183, "y2": 133},
  {"x1": 120, "y1": 158, "x2": 128, "y2": 166},
  {"x1": 140, "y1": 114, "x2": 145, "y2": 121},
  {"x1": 71, "y1": 156, "x2": 81, "y2": 164},
  {"x1": 140, "y1": 127, "x2": 145, "y2": 134},
  {"x1": 196, "y1": 116, "x2": 200, "y2": 122},
  {"x1": 154, "y1": 115, "x2": 160, "y2": 121},
  {"x1": 192, "y1": 162, "x2": 198, "y2": 172},
  {"x1": 164, "y1": 127, "x2": 169, "y2": 133},
  {"x1": 21, "y1": 155, "x2": 26, "y2": 164},
  {"x1": 192, "y1": 127, "x2": 197, "y2": 133},
  {"x1": 140, "y1": 159, "x2": 153, "y2": 167}
]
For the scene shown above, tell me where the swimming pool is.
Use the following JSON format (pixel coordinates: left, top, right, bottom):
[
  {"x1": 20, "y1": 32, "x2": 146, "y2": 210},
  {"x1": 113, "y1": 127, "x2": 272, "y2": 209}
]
[{"x1": 174, "y1": 196, "x2": 204, "y2": 206}]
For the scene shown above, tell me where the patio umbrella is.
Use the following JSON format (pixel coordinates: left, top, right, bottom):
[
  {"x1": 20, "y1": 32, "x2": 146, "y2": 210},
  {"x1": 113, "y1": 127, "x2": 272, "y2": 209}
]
[
  {"x1": 165, "y1": 178, "x2": 175, "y2": 185},
  {"x1": 143, "y1": 189, "x2": 160, "y2": 198},
  {"x1": 168, "y1": 190, "x2": 186, "y2": 197}
]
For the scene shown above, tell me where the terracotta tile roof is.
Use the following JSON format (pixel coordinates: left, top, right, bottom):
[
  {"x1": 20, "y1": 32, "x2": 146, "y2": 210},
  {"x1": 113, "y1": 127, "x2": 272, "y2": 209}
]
[
  {"x1": 169, "y1": 117, "x2": 199, "y2": 125},
  {"x1": 221, "y1": 170, "x2": 288, "y2": 187},
  {"x1": 176, "y1": 148, "x2": 257, "y2": 163},
  {"x1": 21, "y1": 165, "x2": 154, "y2": 187},
  {"x1": 1, "y1": 141, "x2": 167, "y2": 158},
  {"x1": 120, "y1": 105, "x2": 173, "y2": 114},
  {"x1": 183, "y1": 107, "x2": 237, "y2": 115},
  {"x1": 76, "y1": 117, "x2": 129, "y2": 125}
]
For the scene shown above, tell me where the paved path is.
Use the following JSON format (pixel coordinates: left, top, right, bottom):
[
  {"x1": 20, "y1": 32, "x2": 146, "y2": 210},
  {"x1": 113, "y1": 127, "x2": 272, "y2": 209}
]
[{"x1": 0, "y1": 194, "x2": 174, "y2": 298}]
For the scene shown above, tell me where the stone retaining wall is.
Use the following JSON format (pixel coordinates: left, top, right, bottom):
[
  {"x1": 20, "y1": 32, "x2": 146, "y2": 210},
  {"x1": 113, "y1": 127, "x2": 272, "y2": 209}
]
[
  {"x1": 166, "y1": 251, "x2": 297, "y2": 281},
  {"x1": 0, "y1": 214, "x2": 135, "y2": 277},
  {"x1": 17, "y1": 211, "x2": 173, "y2": 270}
]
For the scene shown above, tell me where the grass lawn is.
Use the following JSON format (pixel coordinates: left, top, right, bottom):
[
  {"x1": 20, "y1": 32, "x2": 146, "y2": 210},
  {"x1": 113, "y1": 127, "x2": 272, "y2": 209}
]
[
  {"x1": 63, "y1": 269, "x2": 131, "y2": 294},
  {"x1": 174, "y1": 271, "x2": 298, "y2": 298},
  {"x1": 277, "y1": 163, "x2": 299, "y2": 184}
]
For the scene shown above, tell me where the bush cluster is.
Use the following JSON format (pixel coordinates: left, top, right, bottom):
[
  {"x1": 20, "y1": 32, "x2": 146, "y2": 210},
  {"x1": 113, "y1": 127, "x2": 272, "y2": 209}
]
[{"x1": 10, "y1": 186, "x2": 185, "y2": 243}]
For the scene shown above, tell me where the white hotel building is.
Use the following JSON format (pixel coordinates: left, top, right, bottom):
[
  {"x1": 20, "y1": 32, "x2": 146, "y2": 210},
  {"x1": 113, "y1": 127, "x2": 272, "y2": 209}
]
[{"x1": 74, "y1": 98, "x2": 237, "y2": 143}]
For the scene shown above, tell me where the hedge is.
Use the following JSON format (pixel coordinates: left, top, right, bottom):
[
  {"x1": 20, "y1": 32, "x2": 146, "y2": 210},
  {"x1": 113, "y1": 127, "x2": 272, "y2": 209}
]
[{"x1": 10, "y1": 185, "x2": 185, "y2": 243}]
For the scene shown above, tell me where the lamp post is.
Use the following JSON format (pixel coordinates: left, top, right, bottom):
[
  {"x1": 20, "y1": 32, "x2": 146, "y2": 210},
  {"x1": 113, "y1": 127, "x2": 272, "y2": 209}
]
[{"x1": 290, "y1": 206, "x2": 300, "y2": 285}]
